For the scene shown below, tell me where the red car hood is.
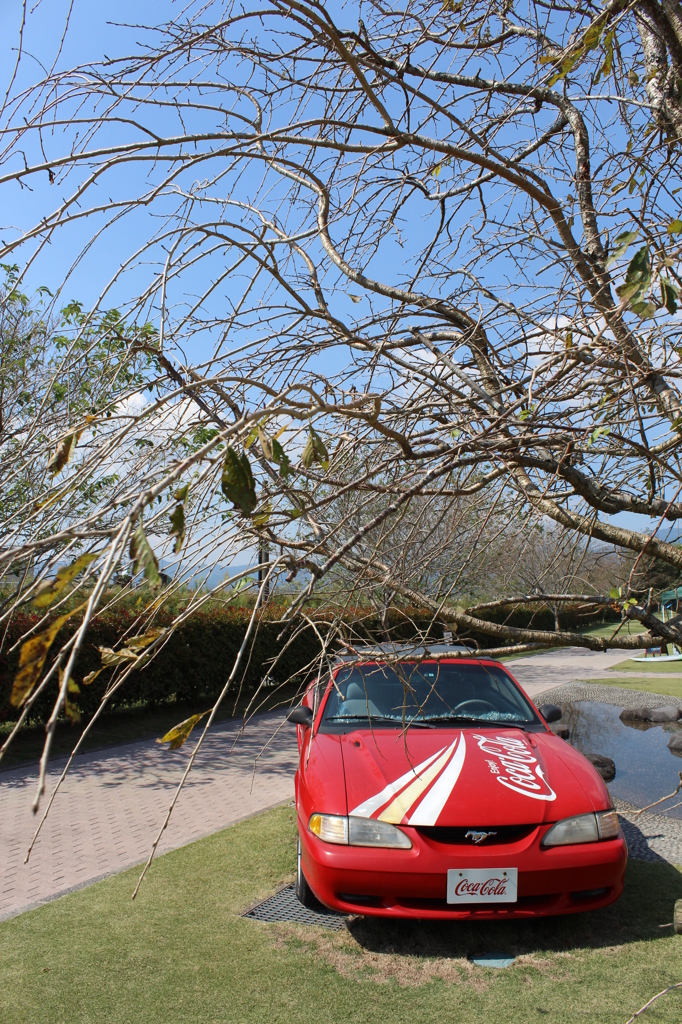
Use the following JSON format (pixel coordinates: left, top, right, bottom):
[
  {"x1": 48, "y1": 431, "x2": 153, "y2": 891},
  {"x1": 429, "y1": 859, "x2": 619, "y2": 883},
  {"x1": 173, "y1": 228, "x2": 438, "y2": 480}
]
[{"x1": 340, "y1": 727, "x2": 609, "y2": 827}]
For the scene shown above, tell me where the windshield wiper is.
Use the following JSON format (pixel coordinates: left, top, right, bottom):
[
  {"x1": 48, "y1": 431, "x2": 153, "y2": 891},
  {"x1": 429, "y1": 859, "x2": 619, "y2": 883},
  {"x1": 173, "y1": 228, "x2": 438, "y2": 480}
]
[
  {"x1": 423, "y1": 714, "x2": 528, "y2": 725},
  {"x1": 326, "y1": 714, "x2": 434, "y2": 728}
]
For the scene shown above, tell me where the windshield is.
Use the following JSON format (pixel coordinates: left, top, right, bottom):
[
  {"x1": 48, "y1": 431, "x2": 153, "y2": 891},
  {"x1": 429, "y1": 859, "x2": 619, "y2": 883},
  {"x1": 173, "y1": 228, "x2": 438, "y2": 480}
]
[{"x1": 320, "y1": 662, "x2": 538, "y2": 728}]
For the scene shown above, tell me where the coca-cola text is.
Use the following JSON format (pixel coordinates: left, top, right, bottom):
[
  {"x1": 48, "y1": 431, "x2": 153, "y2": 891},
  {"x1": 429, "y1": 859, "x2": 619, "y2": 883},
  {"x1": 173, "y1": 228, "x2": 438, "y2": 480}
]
[{"x1": 454, "y1": 876, "x2": 509, "y2": 897}]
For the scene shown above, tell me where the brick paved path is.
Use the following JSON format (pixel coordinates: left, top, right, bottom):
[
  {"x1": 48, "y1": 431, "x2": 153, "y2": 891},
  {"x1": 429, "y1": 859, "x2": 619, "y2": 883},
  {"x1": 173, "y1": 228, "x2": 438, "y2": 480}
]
[
  {"x1": 0, "y1": 711, "x2": 297, "y2": 921},
  {"x1": 0, "y1": 648, "x2": 643, "y2": 922}
]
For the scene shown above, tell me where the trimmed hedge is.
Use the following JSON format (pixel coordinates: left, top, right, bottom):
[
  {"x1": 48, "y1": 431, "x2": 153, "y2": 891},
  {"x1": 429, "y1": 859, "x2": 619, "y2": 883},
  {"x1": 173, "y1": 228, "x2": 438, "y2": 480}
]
[
  {"x1": 0, "y1": 601, "x2": 618, "y2": 727},
  {"x1": 0, "y1": 605, "x2": 442, "y2": 726}
]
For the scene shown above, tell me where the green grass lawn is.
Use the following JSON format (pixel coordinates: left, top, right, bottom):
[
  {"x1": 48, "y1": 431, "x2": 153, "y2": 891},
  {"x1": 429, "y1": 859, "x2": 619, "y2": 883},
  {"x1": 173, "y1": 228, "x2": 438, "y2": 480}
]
[
  {"x1": 579, "y1": 621, "x2": 648, "y2": 639},
  {"x1": 608, "y1": 658, "x2": 682, "y2": 674},
  {"x1": 583, "y1": 675, "x2": 682, "y2": 699},
  {"x1": 2, "y1": 807, "x2": 682, "y2": 1024}
]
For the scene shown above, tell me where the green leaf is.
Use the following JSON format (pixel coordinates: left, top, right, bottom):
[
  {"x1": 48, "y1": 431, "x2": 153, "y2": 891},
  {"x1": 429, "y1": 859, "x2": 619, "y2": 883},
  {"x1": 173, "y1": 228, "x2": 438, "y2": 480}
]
[
  {"x1": 301, "y1": 433, "x2": 315, "y2": 469},
  {"x1": 301, "y1": 427, "x2": 329, "y2": 471},
  {"x1": 311, "y1": 428, "x2": 329, "y2": 469},
  {"x1": 221, "y1": 447, "x2": 258, "y2": 515},
  {"x1": 565, "y1": 331, "x2": 573, "y2": 350},
  {"x1": 253, "y1": 502, "x2": 271, "y2": 528},
  {"x1": 32, "y1": 552, "x2": 97, "y2": 608},
  {"x1": 661, "y1": 278, "x2": 679, "y2": 315},
  {"x1": 587, "y1": 425, "x2": 611, "y2": 447},
  {"x1": 616, "y1": 245, "x2": 651, "y2": 306},
  {"x1": 609, "y1": 587, "x2": 621, "y2": 600},
  {"x1": 232, "y1": 575, "x2": 255, "y2": 593},
  {"x1": 668, "y1": 219, "x2": 682, "y2": 235},
  {"x1": 243, "y1": 425, "x2": 259, "y2": 449},
  {"x1": 157, "y1": 712, "x2": 208, "y2": 750},
  {"x1": 258, "y1": 428, "x2": 291, "y2": 478},
  {"x1": 129, "y1": 523, "x2": 162, "y2": 589},
  {"x1": 169, "y1": 503, "x2": 185, "y2": 554},
  {"x1": 173, "y1": 483, "x2": 189, "y2": 502},
  {"x1": 605, "y1": 230, "x2": 638, "y2": 269},
  {"x1": 271, "y1": 437, "x2": 291, "y2": 479},
  {"x1": 583, "y1": 19, "x2": 605, "y2": 51},
  {"x1": 630, "y1": 299, "x2": 657, "y2": 319},
  {"x1": 595, "y1": 30, "x2": 614, "y2": 82}
]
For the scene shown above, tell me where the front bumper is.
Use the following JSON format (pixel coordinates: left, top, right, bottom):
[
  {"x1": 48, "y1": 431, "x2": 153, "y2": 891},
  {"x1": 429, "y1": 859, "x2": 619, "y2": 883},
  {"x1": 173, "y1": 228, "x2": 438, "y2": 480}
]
[{"x1": 298, "y1": 817, "x2": 628, "y2": 919}]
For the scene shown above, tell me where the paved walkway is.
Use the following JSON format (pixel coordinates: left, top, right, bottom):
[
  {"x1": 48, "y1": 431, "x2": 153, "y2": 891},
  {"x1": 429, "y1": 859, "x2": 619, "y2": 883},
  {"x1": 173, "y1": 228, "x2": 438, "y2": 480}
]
[
  {"x1": 0, "y1": 647, "x2": 662, "y2": 921},
  {"x1": 0, "y1": 711, "x2": 297, "y2": 921},
  {"x1": 504, "y1": 647, "x2": 628, "y2": 698}
]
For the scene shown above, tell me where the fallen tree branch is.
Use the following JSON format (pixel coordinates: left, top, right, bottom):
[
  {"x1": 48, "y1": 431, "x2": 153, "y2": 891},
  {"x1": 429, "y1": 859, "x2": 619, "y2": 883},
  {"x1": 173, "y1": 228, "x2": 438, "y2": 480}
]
[{"x1": 624, "y1": 982, "x2": 682, "y2": 1024}]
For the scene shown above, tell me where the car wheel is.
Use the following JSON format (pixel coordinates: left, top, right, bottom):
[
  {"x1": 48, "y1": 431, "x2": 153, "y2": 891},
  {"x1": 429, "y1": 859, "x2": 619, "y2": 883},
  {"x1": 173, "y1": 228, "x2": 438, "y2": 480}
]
[
  {"x1": 675, "y1": 899, "x2": 682, "y2": 935},
  {"x1": 296, "y1": 837, "x2": 322, "y2": 910}
]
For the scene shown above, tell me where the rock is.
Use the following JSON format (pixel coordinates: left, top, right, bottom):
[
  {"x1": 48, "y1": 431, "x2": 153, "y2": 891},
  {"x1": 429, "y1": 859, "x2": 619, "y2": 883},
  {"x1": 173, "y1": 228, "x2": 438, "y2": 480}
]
[
  {"x1": 668, "y1": 734, "x2": 682, "y2": 755},
  {"x1": 648, "y1": 707, "x2": 682, "y2": 723},
  {"x1": 620, "y1": 717, "x2": 655, "y2": 732},
  {"x1": 619, "y1": 706, "x2": 682, "y2": 724},
  {"x1": 620, "y1": 707, "x2": 652, "y2": 722},
  {"x1": 584, "y1": 753, "x2": 616, "y2": 782},
  {"x1": 551, "y1": 724, "x2": 570, "y2": 739}
]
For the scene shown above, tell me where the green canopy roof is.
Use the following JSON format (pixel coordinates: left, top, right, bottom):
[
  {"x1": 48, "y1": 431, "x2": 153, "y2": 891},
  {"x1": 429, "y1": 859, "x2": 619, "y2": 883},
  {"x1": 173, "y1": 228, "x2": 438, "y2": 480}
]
[{"x1": 660, "y1": 586, "x2": 682, "y2": 604}]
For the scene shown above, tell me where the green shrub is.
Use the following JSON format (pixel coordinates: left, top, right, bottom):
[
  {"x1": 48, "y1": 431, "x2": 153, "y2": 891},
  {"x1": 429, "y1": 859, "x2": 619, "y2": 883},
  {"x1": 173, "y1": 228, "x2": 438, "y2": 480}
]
[{"x1": 0, "y1": 601, "x2": 616, "y2": 727}]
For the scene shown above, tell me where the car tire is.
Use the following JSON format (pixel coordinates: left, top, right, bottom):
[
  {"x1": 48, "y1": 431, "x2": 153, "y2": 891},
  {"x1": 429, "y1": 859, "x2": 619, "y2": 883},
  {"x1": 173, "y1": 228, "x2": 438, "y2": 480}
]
[
  {"x1": 296, "y1": 837, "x2": 322, "y2": 910},
  {"x1": 675, "y1": 899, "x2": 682, "y2": 935}
]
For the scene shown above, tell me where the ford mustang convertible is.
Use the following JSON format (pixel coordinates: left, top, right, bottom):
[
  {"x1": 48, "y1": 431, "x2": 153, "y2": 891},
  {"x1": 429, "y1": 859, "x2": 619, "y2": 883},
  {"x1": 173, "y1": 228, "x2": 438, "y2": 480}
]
[{"x1": 288, "y1": 648, "x2": 627, "y2": 919}]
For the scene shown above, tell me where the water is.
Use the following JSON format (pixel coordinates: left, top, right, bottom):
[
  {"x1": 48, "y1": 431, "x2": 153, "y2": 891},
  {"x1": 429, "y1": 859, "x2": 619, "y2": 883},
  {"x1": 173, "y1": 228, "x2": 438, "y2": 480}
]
[{"x1": 560, "y1": 701, "x2": 682, "y2": 819}]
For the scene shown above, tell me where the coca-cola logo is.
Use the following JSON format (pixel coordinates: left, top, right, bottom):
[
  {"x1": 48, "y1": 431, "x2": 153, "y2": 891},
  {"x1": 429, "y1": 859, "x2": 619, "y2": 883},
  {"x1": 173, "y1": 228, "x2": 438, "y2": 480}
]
[
  {"x1": 454, "y1": 876, "x2": 509, "y2": 897},
  {"x1": 474, "y1": 734, "x2": 556, "y2": 802}
]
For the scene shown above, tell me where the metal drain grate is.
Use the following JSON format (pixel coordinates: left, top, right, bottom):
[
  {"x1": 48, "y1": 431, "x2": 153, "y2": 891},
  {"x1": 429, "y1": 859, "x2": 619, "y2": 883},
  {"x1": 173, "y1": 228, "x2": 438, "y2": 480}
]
[{"x1": 243, "y1": 884, "x2": 347, "y2": 930}]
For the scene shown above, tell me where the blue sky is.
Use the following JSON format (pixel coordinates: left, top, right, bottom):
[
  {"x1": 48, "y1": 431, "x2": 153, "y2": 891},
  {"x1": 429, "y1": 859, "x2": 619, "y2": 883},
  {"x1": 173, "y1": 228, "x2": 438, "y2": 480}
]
[
  {"x1": 1, "y1": 1, "x2": 678, "y2": 547},
  {"x1": 1, "y1": 2, "x2": 179, "y2": 304}
]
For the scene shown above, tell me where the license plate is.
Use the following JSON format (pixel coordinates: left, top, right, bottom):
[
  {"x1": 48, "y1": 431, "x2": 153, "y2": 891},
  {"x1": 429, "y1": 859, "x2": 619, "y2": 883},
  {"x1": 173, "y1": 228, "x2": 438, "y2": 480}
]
[{"x1": 447, "y1": 868, "x2": 518, "y2": 903}]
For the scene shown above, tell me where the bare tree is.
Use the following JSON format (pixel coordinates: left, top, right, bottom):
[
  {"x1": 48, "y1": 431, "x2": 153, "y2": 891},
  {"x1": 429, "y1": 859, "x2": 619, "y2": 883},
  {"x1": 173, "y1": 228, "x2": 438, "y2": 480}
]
[{"x1": 5, "y1": 1, "x2": 682, "y2": 866}]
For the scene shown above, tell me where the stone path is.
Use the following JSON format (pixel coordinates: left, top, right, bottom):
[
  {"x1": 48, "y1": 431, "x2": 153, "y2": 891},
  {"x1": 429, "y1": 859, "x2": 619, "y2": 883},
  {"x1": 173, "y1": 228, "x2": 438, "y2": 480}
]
[
  {"x1": 534, "y1": 681, "x2": 682, "y2": 712},
  {"x1": 614, "y1": 799, "x2": 682, "y2": 865},
  {"x1": 0, "y1": 711, "x2": 297, "y2": 921}
]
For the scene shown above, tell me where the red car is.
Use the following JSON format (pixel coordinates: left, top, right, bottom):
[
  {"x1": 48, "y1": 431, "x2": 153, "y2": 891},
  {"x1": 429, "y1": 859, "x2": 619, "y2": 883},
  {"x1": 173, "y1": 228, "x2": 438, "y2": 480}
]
[{"x1": 288, "y1": 648, "x2": 627, "y2": 919}]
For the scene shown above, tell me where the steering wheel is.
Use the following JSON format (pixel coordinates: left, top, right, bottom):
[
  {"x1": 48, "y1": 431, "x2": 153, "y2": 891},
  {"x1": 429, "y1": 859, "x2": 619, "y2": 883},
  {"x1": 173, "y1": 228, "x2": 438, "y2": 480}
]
[{"x1": 454, "y1": 699, "x2": 497, "y2": 715}]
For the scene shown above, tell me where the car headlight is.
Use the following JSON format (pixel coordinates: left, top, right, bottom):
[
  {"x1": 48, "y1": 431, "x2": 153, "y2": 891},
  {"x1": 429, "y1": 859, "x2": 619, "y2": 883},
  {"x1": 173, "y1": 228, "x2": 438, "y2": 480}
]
[
  {"x1": 595, "y1": 809, "x2": 620, "y2": 839},
  {"x1": 308, "y1": 814, "x2": 348, "y2": 844},
  {"x1": 349, "y1": 816, "x2": 413, "y2": 849},
  {"x1": 308, "y1": 814, "x2": 412, "y2": 849},
  {"x1": 541, "y1": 810, "x2": 620, "y2": 847}
]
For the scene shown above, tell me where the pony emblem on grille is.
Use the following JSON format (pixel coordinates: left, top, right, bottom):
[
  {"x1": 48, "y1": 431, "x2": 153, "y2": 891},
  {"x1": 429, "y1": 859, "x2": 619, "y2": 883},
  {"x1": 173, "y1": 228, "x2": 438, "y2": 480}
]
[{"x1": 465, "y1": 830, "x2": 497, "y2": 844}]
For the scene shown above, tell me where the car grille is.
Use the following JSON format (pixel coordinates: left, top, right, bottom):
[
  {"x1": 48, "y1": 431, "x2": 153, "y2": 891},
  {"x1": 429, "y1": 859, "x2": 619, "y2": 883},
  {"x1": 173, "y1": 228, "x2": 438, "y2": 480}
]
[{"x1": 417, "y1": 825, "x2": 538, "y2": 846}]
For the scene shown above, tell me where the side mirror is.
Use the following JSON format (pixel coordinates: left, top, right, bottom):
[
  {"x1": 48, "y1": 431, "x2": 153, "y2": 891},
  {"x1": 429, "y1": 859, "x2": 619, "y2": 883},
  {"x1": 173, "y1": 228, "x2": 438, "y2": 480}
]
[
  {"x1": 287, "y1": 705, "x2": 314, "y2": 727},
  {"x1": 538, "y1": 703, "x2": 562, "y2": 724}
]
